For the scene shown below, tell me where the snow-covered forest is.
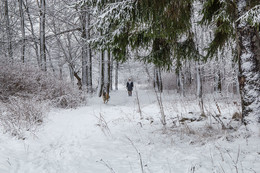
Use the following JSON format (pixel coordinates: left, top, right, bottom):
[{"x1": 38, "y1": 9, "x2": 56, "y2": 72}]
[{"x1": 0, "y1": 0, "x2": 259, "y2": 172}]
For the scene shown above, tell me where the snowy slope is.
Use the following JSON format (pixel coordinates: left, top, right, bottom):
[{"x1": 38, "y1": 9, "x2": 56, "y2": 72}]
[{"x1": 0, "y1": 89, "x2": 259, "y2": 173}]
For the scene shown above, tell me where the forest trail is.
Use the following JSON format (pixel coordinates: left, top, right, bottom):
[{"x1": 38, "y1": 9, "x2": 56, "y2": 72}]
[
  {"x1": 0, "y1": 89, "x2": 260, "y2": 173},
  {"x1": 0, "y1": 89, "x2": 164, "y2": 173}
]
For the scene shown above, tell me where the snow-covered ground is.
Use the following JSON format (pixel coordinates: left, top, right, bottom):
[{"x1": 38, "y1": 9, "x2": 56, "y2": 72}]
[{"x1": 0, "y1": 88, "x2": 259, "y2": 173}]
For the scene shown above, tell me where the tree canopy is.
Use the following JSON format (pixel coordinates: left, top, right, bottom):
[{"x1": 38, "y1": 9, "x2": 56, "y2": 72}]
[{"x1": 83, "y1": 0, "x2": 199, "y2": 70}]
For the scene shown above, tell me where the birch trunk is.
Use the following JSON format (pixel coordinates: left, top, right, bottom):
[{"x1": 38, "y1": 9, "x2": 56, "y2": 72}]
[{"x1": 237, "y1": 0, "x2": 260, "y2": 122}]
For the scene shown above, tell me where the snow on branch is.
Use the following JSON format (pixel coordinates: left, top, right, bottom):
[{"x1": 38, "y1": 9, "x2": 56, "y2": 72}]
[
  {"x1": 89, "y1": 0, "x2": 134, "y2": 48},
  {"x1": 236, "y1": 5, "x2": 260, "y2": 27},
  {"x1": 93, "y1": 0, "x2": 133, "y2": 31}
]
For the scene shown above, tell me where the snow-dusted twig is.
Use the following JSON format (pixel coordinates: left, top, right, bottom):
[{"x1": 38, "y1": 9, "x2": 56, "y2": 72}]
[
  {"x1": 135, "y1": 86, "x2": 143, "y2": 120},
  {"x1": 95, "y1": 113, "x2": 112, "y2": 137},
  {"x1": 97, "y1": 159, "x2": 116, "y2": 173},
  {"x1": 209, "y1": 112, "x2": 226, "y2": 129},
  {"x1": 224, "y1": 146, "x2": 241, "y2": 173},
  {"x1": 126, "y1": 136, "x2": 145, "y2": 173}
]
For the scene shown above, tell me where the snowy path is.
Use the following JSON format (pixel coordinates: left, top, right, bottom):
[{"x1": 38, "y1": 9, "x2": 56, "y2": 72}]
[{"x1": 1, "y1": 90, "x2": 260, "y2": 173}]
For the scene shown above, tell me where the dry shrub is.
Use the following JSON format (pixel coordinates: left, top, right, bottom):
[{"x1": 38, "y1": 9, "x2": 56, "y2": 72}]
[
  {"x1": 0, "y1": 97, "x2": 48, "y2": 139},
  {"x1": 0, "y1": 63, "x2": 84, "y2": 138},
  {"x1": 0, "y1": 63, "x2": 83, "y2": 108}
]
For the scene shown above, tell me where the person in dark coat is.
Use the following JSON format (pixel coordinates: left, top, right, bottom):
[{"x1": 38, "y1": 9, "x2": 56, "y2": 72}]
[{"x1": 126, "y1": 78, "x2": 134, "y2": 96}]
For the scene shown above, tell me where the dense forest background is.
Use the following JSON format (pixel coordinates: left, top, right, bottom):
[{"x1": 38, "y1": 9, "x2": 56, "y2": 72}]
[
  {"x1": 0, "y1": 0, "x2": 259, "y2": 126},
  {"x1": 0, "y1": 1, "x2": 260, "y2": 172}
]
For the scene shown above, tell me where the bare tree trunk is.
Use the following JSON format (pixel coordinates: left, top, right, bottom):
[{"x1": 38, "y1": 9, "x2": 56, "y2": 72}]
[
  {"x1": 69, "y1": 66, "x2": 74, "y2": 83},
  {"x1": 98, "y1": 50, "x2": 105, "y2": 97},
  {"x1": 178, "y1": 69, "x2": 184, "y2": 96},
  {"x1": 110, "y1": 54, "x2": 113, "y2": 91},
  {"x1": 194, "y1": 26, "x2": 205, "y2": 116},
  {"x1": 23, "y1": 0, "x2": 40, "y2": 67},
  {"x1": 196, "y1": 61, "x2": 205, "y2": 116},
  {"x1": 51, "y1": 20, "x2": 81, "y2": 88},
  {"x1": 80, "y1": 5, "x2": 92, "y2": 92},
  {"x1": 232, "y1": 62, "x2": 239, "y2": 95},
  {"x1": 155, "y1": 90, "x2": 166, "y2": 126},
  {"x1": 188, "y1": 61, "x2": 192, "y2": 85},
  {"x1": 40, "y1": 0, "x2": 46, "y2": 71},
  {"x1": 19, "y1": 0, "x2": 26, "y2": 63},
  {"x1": 45, "y1": 46, "x2": 55, "y2": 73},
  {"x1": 88, "y1": 46, "x2": 93, "y2": 91},
  {"x1": 59, "y1": 65, "x2": 63, "y2": 80},
  {"x1": 115, "y1": 61, "x2": 119, "y2": 90},
  {"x1": 153, "y1": 66, "x2": 163, "y2": 92},
  {"x1": 4, "y1": 0, "x2": 12, "y2": 63},
  {"x1": 196, "y1": 64, "x2": 202, "y2": 98},
  {"x1": 80, "y1": 5, "x2": 87, "y2": 90},
  {"x1": 158, "y1": 67, "x2": 163, "y2": 92},
  {"x1": 67, "y1": 34, "x2": 75, "y2": 84},
  {"x1": 215, "y1": 51, "x2": 222, "y2": 93},
  {"x1": 86, "y1": 12, "x2": 92, "y2": 92},
  {"x1": 104, "y1": 49, "x2": 111, "y2": 95},
  {"x1": 217, "y1": 69, "x2": 222, "y2": 93},
  {"x1": 144, "y1": 64, "x2": 152, "y2": 84}
]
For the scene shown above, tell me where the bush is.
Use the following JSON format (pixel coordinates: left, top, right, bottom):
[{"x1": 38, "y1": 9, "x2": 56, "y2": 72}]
[
  {"x1": 0, "y1": 63, "x2": 84, "y2": 138},
  {"x1": 0, "y1": 97, "x2": 48, "y2": 139},
  {"x1": 0, "y1": 63, "x2": 83, "y2": 108}
]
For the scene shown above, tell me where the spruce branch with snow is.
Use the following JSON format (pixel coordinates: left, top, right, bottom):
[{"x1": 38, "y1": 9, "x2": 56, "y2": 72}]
[{"x1": 200, "y1": 0, "x2": 260, "y2": 122}]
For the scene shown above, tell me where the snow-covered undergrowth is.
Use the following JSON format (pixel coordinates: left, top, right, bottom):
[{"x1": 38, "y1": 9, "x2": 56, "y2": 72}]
[
  {"x1": 0, "y1": 63, "x2": 84, "y2": 138},
  {"x1": 0, "y1": 89, "x2": 259, "y2": 173},
  {"x1": 0, "y1": 97, "x2": 48, "y2": 139},
  {"x1": 0, "y1": 63, "x2": 83, "y2": 108}
]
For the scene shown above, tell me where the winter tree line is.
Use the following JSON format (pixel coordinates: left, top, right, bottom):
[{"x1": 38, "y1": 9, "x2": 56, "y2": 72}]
[{"x1": 0, "y1": 0, "x2": 259, "y2": 124}]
